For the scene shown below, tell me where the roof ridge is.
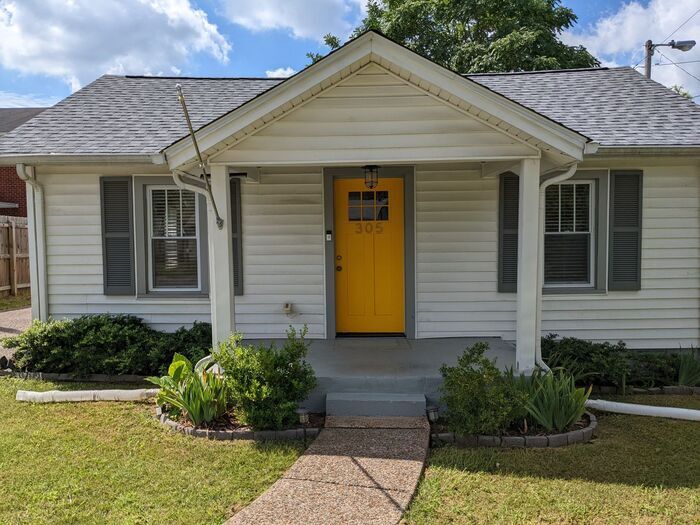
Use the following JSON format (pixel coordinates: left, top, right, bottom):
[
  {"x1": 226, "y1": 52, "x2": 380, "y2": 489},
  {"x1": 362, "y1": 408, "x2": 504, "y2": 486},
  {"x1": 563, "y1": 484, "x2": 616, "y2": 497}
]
[
  {"x1": 466, "y1": 67, "x2": 615, "y2": 77},
  {"x1": 121, "y1": 75, "x2": 282, "y2": 81}
]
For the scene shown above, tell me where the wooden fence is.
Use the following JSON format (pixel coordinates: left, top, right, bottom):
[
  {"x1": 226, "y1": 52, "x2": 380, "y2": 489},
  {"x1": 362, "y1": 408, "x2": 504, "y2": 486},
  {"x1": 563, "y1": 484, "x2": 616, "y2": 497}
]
[{"x1": 0, "y1": 216, "x2": 30, "y2": 296}]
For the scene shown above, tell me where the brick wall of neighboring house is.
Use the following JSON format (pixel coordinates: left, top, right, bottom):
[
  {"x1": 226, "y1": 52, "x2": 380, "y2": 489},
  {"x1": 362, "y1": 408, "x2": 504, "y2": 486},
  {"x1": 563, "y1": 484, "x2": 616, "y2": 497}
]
[{"x1": 0, "y1": 166, "x2": 26, "y2": 217}]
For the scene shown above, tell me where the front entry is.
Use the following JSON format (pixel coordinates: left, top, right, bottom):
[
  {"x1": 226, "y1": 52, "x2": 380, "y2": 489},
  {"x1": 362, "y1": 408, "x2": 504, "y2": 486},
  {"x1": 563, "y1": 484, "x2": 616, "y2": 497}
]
[{"x1": 334, "y1": 177, "x2": 405, "y2": 334}]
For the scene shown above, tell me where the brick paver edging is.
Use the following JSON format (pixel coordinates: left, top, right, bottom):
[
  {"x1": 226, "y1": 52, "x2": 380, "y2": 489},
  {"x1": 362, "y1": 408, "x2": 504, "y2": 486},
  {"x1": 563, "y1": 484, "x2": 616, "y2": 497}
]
[
  {"x1": 593, "y1": 385, "x2": 700, "y2": 395},
  {"x1": 433, "y1": 411, "x2": 597, "y2": 448},
  {"x1": 155, "y1": 408, "x2": 321, "y2": 442}
]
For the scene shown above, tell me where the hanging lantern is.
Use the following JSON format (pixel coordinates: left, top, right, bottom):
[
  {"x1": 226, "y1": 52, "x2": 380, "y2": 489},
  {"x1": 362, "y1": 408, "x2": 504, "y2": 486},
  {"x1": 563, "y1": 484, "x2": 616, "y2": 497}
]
[{"x1": 362, "y1": 165, "x2": 379, "y2": 189}]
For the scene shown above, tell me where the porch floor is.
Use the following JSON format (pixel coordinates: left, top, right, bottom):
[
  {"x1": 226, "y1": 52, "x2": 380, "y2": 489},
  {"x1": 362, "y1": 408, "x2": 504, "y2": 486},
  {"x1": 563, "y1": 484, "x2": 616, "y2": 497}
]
[{"x1": 261, "y1": 337, "x2": 515, "y2": 411}]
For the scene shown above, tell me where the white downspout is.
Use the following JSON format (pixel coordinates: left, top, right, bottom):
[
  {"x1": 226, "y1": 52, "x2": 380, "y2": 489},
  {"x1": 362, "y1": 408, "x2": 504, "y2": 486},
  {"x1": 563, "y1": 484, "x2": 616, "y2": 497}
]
[
  {"x1": 536, "y1": 163, "x2": 578, "y2": 371},
  {"x1": 16, "y1": 164, "x2": 48, "y2": 322}
]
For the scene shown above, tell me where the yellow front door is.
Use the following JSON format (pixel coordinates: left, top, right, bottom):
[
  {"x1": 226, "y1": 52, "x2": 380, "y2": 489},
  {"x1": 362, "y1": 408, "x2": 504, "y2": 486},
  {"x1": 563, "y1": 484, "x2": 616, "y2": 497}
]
[{"x1": 334, "y1": 177, "x2": 405, "y2": 334}]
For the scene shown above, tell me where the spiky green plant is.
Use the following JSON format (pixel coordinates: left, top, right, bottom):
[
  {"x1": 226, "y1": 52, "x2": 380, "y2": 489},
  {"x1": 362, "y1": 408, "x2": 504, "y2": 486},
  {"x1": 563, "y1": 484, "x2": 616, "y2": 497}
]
[
  {"x1": 525, "y1": 371, "x2": 591, "y2": 432},
  {"x1": 678, "y1": 350, "x2": 700, "y2": 387}
]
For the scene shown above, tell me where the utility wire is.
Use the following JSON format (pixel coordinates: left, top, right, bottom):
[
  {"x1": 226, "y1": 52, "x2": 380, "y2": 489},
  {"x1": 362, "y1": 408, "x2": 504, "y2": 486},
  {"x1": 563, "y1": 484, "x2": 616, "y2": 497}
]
[
  {"x1": 656, "y1": 49, "x2": 700, "y2": 85},
  {"x1": 631, "y1": 7, "x2": 700, "y2": 69}
]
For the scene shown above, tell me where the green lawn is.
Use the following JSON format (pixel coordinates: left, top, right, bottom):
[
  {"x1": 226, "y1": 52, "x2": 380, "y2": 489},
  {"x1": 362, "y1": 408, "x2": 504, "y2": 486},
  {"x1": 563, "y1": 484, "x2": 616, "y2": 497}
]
[
  {"x1": 0, "y1": 377, "x2": 302, "y2": 525},
  {"x1": 406, "y1": 395, "x2": 700, "y2": 525},
  {"x1": 0, "y1": 293, "x2": 31, "y2": 312}
]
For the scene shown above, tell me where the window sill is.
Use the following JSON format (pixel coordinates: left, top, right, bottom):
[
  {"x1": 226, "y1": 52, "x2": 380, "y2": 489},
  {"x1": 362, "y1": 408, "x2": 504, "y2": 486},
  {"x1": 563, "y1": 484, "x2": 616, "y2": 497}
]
[
  {"x1": 137, "y1": 292, "x2": 210, "y2": 300},
  {"x1": 543, "y1": 287, "x2": 606, "y2": 296}
]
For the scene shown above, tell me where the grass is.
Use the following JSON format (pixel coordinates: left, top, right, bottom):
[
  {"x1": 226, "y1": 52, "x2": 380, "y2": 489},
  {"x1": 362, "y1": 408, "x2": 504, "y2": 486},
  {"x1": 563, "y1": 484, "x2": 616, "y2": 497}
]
[
  {"x1": 406, "y1": 395, "x2": 700, "y2": 525},
  {"x1": 0, "y1": 293, "x2": 31, "y2": 312},
  {"x1": 0, "y1": 377, "x2": 303, "y2": 525}
]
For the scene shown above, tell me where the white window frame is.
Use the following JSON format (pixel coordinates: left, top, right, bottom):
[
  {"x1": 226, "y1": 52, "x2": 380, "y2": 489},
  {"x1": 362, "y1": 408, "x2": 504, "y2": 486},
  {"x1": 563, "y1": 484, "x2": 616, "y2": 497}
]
[
  {"x1": 147, "y1": 185, "x2": 201, "y2": 292},
  {"x1": 544, "y1": 180, "x2": 595, "y2": 288}
]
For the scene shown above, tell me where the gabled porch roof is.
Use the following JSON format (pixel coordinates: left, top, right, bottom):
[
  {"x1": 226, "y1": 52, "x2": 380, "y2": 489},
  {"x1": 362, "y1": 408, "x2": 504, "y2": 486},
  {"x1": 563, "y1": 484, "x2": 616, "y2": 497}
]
[{"x1": 164, "y1": 31, "x2": 595, "y2": 170}]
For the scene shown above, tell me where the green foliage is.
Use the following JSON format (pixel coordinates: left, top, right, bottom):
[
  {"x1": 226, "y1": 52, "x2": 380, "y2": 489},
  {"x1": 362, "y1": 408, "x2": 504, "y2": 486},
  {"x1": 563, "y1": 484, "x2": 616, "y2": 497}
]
[
  {"x1": 542, "y1": 333, "x2": 630, "y2": 387},
  {"x1": 313, "y1": 0, "x2": 598, "y2": 72},
  {"x1": 440, "y1": 342, "x2": 529, "y2": 436},
  {"x1": 147, "y1": 353, "x2": 228, "y2": 427},
  {"x1": 214, "y1": 326, "x2": 317, "y2": 430},
  {"x1": 525, "y1": 371, "x2": 590, "y2": 432},
  {"x1": 627, "y1": 351, "x2": 680, "y2": 388},
  {"x1": 678, "y1": 350, "x2": 700, "y2": 387},
  {"x1": 3, "y1": 315, "x2": 212, "y2": 376}
]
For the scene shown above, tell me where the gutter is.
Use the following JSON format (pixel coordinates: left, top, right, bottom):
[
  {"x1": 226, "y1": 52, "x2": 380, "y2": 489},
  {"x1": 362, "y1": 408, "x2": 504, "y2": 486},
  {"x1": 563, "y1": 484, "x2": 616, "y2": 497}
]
[
  {"x1": 536, "y1": 163, "x2": 578, "y2": 371},
  {"x1": 15, "y1": 164, "x2": 48, "y2": 321},
  {"x1": 588, "y1": 145, "x2": 700, "y2": 157},
  {"x1": 0, "y1": 153, "x2": 166, "y2": 165}
]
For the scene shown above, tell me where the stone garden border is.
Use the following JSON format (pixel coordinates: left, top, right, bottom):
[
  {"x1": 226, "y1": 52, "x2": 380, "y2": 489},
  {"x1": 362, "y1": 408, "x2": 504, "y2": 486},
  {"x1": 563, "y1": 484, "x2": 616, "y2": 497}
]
[
  {"x1": 0, "y1": 369, "x2": 149, "y2": 384},
  {"x1": 155, "y1": 408, "x2": 321, "y2": 442},
  {"x1": 432, "y1": 412, "x2": 597, "y2": 449},
  {"x1": 592, "y1": 385, "x2": 700, "y2": 395}
]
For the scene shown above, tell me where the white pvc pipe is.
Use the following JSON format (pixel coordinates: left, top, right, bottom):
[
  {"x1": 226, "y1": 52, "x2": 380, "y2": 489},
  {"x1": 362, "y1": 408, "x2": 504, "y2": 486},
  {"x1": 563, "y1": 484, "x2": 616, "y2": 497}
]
[
  {"x1": 16, "y1": 389, "x2": 159, "y2": 403},
  {"x1": 586, "y1": 399, "x2": 700, "y2": 421}
]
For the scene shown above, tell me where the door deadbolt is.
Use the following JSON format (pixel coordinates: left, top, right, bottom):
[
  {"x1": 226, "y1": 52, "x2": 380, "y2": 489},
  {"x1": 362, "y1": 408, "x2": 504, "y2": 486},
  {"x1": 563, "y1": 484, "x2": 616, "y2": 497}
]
[{"x1": 336, "y1": 265, "x2": 342, "y2": 271}]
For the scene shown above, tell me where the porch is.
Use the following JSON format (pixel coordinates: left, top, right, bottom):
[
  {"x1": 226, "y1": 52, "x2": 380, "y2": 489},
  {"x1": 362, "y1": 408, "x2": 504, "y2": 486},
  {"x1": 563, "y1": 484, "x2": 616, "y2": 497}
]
[{"x1": 262, "y1": 336, "x2": 516, "y2": 411}]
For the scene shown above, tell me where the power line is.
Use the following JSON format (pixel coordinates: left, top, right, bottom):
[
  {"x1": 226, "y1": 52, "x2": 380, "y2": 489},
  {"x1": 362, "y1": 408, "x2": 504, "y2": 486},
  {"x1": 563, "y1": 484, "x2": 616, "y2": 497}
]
[
  {"x1": 656, "y1": 49, "x2": 700, "y2": 84},
  {"x1": 660, "y1": 7, "x2": 700, "y2": 44}
]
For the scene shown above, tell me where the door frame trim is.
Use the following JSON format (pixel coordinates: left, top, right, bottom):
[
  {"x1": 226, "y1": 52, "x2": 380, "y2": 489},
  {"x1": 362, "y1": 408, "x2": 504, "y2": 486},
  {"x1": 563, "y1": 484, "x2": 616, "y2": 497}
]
[{"x1": 323, "y1": 166, "x2": 416, "y2": 339}]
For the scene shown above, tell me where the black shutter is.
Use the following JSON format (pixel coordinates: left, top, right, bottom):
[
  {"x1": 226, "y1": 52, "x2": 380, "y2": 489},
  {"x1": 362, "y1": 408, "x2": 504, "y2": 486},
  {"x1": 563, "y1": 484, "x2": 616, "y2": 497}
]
[
  {"x1": 499, "y1": 173, "x2": 519, "y2": 292},
  {"x1": 230, "y1": 177, "x2": 244, "y2": 296},
  {"x1": 100, "y1": 177, "x2": 135, "y2": 295},
  {"x1": 609, "y1": 170, "x2": 642, "y2": 291}
]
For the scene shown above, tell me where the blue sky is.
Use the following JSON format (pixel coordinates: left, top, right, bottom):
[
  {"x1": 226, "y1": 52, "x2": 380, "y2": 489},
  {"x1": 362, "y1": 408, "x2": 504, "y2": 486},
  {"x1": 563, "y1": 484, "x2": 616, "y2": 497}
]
[{"x1": 0, "y1": 0, "x2": 698, "y2": 107}]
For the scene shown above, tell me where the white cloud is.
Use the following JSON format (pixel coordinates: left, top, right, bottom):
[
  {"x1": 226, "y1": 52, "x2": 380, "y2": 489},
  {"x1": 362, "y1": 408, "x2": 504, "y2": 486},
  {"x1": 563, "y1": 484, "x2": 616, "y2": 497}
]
[
  {"x1": 220, "y1": 0, "x2": 367, "y2": 41},
  {"x1": 265, "y1": 66, "x2": 296, "y2": 78},
  {"x1": 563, "y1": 0, "x2": 700, "y2": 97},
  {"x1": 0, "y1": 0, "x2": 231, "y2": 91},
  {"x1": 0, "y1": 90, "x2": 59, "y2": 108}
]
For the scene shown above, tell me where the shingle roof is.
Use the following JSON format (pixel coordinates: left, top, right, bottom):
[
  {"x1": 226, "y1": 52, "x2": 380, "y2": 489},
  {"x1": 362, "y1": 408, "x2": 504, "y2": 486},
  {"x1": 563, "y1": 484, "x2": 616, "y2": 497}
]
[
  {"x1": 0, "y1": 76, "x2": 281, "y2": 156},
  {"x1": 468, "y1": 67, "x2": 700, "y2": 148},
  {"x1": 0, "y1": 108, "x2": 46, "y2": 134},
  {"x1": 0, "y1": 67, "x2": 698, "y2": 157}
]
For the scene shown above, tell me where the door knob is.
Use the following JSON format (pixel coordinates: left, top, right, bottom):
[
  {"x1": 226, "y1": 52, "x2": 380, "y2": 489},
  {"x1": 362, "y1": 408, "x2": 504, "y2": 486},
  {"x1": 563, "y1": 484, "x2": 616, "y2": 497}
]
[{"x1": 336, "y1": 265, "x2": 342, "y2": 271}]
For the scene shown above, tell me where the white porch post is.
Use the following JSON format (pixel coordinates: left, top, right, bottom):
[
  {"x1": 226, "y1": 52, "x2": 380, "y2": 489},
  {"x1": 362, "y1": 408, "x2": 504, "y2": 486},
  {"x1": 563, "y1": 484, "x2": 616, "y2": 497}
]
[
  {"x1": 207, "y1": 165, "x2": 235, "y2": 347},
  {"x1": 515, "y1": 158, "x2": 541, "y2": 373}
]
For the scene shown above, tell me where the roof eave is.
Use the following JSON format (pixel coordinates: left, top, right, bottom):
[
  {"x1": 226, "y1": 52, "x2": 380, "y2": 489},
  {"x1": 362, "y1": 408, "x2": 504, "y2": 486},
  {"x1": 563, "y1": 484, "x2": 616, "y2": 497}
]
[
  {"x1": 589, "y1": 145, "x2": 700, "y2": 157},
  {"x1": 0, "y1": 153, "x2": 166, "y2": 165}
]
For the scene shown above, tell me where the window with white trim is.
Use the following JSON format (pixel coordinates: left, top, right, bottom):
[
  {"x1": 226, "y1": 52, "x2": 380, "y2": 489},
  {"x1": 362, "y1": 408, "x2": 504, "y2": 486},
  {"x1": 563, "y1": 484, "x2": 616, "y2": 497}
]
[
  {"x1": 147, "y1": 186, "x2": 200, "y2": 291},
  {"x1": 544, "y1": 181, "x2": 594, "y2": 286}
]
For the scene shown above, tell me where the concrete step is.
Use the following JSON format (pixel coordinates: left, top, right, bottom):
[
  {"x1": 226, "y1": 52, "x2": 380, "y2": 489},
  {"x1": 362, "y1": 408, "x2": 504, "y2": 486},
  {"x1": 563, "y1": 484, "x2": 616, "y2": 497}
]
[{"x1": 326, "y1": 392, "x2": 427, "y2": 417}]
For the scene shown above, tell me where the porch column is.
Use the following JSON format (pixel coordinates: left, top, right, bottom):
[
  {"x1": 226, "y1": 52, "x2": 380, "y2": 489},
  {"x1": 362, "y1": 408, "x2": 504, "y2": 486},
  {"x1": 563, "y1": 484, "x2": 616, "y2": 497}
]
[
  {"x1": 515, "y1": 158, "x2": 541, "y2": 373},
  {"x1": 207, "y1": 165, "x2": 235, "y2": 347}
]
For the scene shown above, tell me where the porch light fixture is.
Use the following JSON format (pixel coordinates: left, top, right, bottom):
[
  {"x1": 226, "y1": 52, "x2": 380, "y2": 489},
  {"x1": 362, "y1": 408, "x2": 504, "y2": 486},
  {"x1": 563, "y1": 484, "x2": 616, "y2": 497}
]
[
  {"x1": 426, "y1": 405, "x2": 439, "y2": 423},
  {"x1": 362, "y1": 165, "x2": 379, "y2": 189}
]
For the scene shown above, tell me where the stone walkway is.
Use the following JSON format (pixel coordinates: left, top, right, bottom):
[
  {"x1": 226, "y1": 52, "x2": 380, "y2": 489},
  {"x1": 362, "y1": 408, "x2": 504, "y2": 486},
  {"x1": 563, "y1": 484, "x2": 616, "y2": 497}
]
[
  {"x1": 226, "y1": 416, "x2": 430, "y2": 525},
  {"x1": 0, "y1": 307, "x2": 31, "y2": 362}
]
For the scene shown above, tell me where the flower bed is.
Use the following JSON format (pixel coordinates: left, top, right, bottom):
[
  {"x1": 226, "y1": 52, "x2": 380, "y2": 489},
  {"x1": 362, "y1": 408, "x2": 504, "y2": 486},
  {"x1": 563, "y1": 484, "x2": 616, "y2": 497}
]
[
  {"x1": 155, "y1": 407, "x2": 323, "y2": 441},
  {"x1": 433, "y1": 412, "x2": 597, "y2": 449}
]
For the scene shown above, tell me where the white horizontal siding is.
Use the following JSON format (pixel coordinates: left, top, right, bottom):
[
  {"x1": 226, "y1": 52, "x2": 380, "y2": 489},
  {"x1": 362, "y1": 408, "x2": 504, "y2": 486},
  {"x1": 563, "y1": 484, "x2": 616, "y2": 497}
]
[
  {"x1": 415, "y1": 165, "x2": 700, "y2": 349},
  {"x1": 43, "y1": 172, "x2": 211, "y2": 332},
  {"x1": 217, "y1": 64, "x2": 534, "y2": 165},
  {"x1": 234, "y1": 169, "x2": 326, "y2": 338}
]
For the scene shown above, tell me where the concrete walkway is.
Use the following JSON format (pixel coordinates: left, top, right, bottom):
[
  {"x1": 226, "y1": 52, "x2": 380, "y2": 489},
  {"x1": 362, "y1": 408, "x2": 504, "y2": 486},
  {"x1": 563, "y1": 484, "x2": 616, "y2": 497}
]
[
  {"x1": 0, "y1": 307, "x2": 31, "y2": 362},
  {"x1": 226, "y1": 417, "x2": 430, "y2": 525}
]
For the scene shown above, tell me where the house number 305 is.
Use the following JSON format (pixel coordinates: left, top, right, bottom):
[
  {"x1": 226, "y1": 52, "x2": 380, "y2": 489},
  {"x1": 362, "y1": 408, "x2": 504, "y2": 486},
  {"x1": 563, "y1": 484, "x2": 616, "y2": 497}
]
[{"x1": 355, "y1": 223, "x2": 384, "y2": 234}]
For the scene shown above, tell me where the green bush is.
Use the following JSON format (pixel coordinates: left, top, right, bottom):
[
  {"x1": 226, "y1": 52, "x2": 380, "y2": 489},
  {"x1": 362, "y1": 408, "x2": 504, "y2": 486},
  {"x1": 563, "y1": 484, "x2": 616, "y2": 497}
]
[
  {"x1": 627, "y1": 352, "x2": 680, "y2": 388},
  {"x1": 440, "y1": 342, "x2": 529, "y2": 436},
  {"x1": 147, "y1": 353, "x2": 228, "y2": 427},
  {"x1": 3, "y1": 315, "x2": 212, "y2": 376},
  {"x1": 525, "y1": 371, "x2": 591, "y2": 432},
  {"x1": 214, "y1": 326, "x2": 317, "y2": 430},
  {"x1": 678, "y1": 350, "x2": 700, "y2": 387},
  {"x1": 541, "y1": 333, "x2": 630, "y2": 387}
]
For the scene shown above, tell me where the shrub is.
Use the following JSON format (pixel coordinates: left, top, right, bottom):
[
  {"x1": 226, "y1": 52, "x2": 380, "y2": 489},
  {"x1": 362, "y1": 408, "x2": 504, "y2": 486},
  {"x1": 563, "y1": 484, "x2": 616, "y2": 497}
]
[
  {"x1": 541, "y1": 334, "x2": 630, "y2": 387},
  {"x1": 214, "y1": 326, "x2": 317, "y2": 430},
  {"x1": 678, "y1": 350, "x2": 700, "y2": 387},
  {"x1": 627, "y1": 352, "x2": 680, "y2": 388},
  {"x1": 3, "y1": 315, "x2": 212, "y2": 376},
  {"x1": 525, "y1": 371, "x2": 591, "y2": 432},
  {"x1": 147, "y1": 353, "x2": 228, "y2": 427},
  {"x1": 440, "y1": 342, "x2": 529, "y2": 436}
]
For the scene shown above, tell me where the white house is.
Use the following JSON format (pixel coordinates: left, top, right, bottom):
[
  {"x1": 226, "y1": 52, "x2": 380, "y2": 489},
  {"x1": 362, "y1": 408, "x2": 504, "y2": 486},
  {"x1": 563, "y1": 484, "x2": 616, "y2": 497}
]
[{"x1": 1, "y1": 32, "x2": 699, "y2": 397}]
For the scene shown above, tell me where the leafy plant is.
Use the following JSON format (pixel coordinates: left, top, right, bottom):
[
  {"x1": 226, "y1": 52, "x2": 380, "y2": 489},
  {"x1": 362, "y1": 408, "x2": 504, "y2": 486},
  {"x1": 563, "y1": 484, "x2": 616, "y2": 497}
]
[
  {"x1": 3, "y1": 315, "x2": 212, "y2": 376},
  {"x1": 627, "y1": 352, "x2": 680, "y2": 388},
  {"x1": 147, "y1": 353, "x2": 228, "y2": 427},
  {"x1": 214, "y1": 326, "x2": 317, "y2": 430},
  {"x1": 440, "y1": 343, "x2": 529, "y2": 436},
  {"x1": 542, "y1": 334, "x2": 630, "y2": 387},
  {"x1": 678, "y1": 350, "x2": 700, "y2": 387},
  {"x1": 525, "y1": 371, "x2": 591, "y2": 433}
]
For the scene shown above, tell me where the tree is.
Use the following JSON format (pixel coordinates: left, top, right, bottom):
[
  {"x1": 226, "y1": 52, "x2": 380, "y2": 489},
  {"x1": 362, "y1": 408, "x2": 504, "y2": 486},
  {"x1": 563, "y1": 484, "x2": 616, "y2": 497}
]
[
  {"x1": 310, "y1": 0, "x2": 599, "y2": 72},
  {"x1": 671, "y1": 85, "x2": 693, "y2": 100}
]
